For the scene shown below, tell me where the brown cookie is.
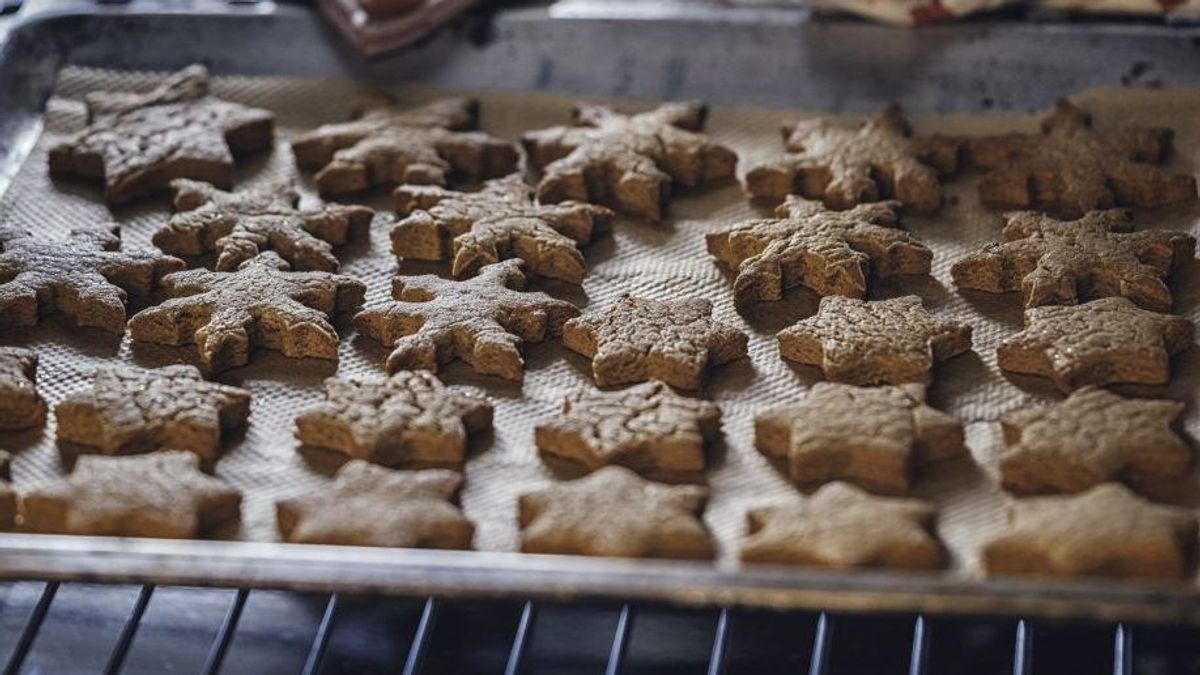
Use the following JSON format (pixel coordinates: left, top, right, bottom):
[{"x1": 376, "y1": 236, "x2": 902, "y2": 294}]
[
  {"x1": 562, "y1": 296, "x2": 749, "y2": 390},
  {"x1": 291, "y1": 96, "x2": 517, "y2": 195},
  {"x1": 0, "y1": 224, "x2": 184, "y2": 334},
  {"x1": 997, "y1": 297, "x2": 1194, "y2": 392},
  {"x1": 518, "y1": 465, "x2": 714, "y2": 559},
  {"x1": 741, "y1": 482, "x2": 944, "y2": 570},
  {"x1": 353, "y1": 259, "x2": 578, "y2": 381},
  {"x1": 744, "y1": 104, "x2": 957, "y2": 213},
  {"x1": 0, "y1": 347, "x2": 45, "y2": 430},
  {"x1": 276, "y1": 461, "x2": 473, "y2": 548},
  {"x1": 128, "y1": 252, "x2": 366, "y2": 375},
  {"x1": 951, "y1": 209, "x2": 1195, "y2": 312},
  {"x1": 982, "y1": 483, "x2": 1197, "y2": 580},
  {"x1": 999, "y1": 386, "x2": 1190, "y2": 496},
  {"x1": 777, "y1": 295, "x2": 973, "y2": 385},
  {"x1": 756, "y1": 382, "x2": 964, "y2": 494},
  {"x1": 20, "y1": 451, "x2": 242, "y2": 539},
  {"x1": 706, "y1": 196, "x2": 930, "y2": 307},
  {"x1": 0, "y1": 451, "x2": 14, "y2": 529},
  {"x1": 47, "y1": 65, "x2": 274, "y2": 205},
  {"x1": 521, "y1": 102, "x2": 737, "y2": 221},
  {"x1": 54, "y1": 365, "x2": 251, "y2": 464},
  {"x1": 535, "y1": 380, "x2": 722, "y2": 477},
  {"x1": 295, "y1": 370, "x2": 492, "y2": 468},
  {"x1": 154, "y1": 179, "x2": 374, "y2": 272},
  {"x1": 392, "y1": 174, "x2": 613, "y2": 284}
]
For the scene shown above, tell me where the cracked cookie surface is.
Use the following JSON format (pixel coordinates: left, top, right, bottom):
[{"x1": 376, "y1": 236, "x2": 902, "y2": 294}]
[{"x1": 0, "y1": 347, "x2": 45, "y2": 430}]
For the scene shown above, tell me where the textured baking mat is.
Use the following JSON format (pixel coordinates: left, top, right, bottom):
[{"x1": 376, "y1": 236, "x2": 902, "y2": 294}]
[{"x1": 2, "y1": 66, "x2": 1199, "y2": 583}]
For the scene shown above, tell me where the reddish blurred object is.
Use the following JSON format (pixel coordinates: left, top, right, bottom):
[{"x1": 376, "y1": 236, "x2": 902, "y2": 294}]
[{"x1": 318, "y1": 0, "x2": 478, "y2": 57}]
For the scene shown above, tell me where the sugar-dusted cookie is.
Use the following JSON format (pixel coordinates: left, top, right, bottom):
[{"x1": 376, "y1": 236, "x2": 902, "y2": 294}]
[
  {"x1": 354, "y1": 259, "x2": 577, "y2": 381},
  {"x1": 518, "y1": 465, "x2": 714, "y2": 559},
  {"x1": 777, "y1": 295, "x2": 973, "y2": 386},
  {"x1": 756, "y1": 383, "x2": 964, "y2": 494},
  {"x1": 295, "y1": 370, "x2": 492, "y2": 468},
  {"x1": 535, "y1": 380, "x2": 722, "y2": 477},
  {"x1": 997, "y1": 297, "x2": 1193, "y2": 392},
  {"x1": 744, "y1": 104, "x2": 957, "y2": 213},
  {"x1": 21, "y1": 451, "x2": 242, "y2": 539},
  {"x1": 128, "y1": 252, "x2": 365, "y2": 375},
  {"x1": 0, "y1": 451, "x2": 14, "y2": 529},
  {"x1": 562, "y1": 296, "x2": 748, "y2": 390},
  {"x1": 951, "y1": 209, "x2": 1195, "y2": 312},
  {"x1": 706, "y1": 197, "x2": 930, "y2": 307},
  {"x1": 982, "y1": 483, "x2": 1197, "y2": 579},
  {"x1": 392, "y1": 174, "x2": 613, "y2": 284},
  {"x1": 0, "y1": 347, "x2": 45, "y2": 430},
  {"x1": 0, "y1": 224, "x2": 183, "y2": 334},
  {"x1": 521, "y1": 102, "x2": 737, "y2": 221},
  {"x1": 55, "y1": 365, "x2": 250, "y2": 464},
  {"x1": 999, "y1": 386, "x2": 1190, "y2": 495},
  {"x1": 47, "y1": 65, "x2": 274, "y2": 204},
  {"x1": 959, "y1": 100, "x2": 1197, "y2": 217},
  {"x1": 276, "y1": 461, "x2": 473, "y2": 549},
  {"x1": 154, "y1": 179, "x2": 374, "y2": 272},
  {"x1": 291, "y1": 96, "x2": 517, "y2": 195},
  {"x1": 741, "y1": 482, "x2": 944, "y2": 570}
]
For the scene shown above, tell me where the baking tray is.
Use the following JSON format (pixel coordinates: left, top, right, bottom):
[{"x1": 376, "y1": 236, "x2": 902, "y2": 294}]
[{"x1": 3, "y1": 0, "x2": 1200, "y2": 625}]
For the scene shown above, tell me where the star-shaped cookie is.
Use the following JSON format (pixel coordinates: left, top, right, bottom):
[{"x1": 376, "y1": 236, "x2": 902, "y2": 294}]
[
  {"x1": 153, "y1": 179, "x2": 375, "y2": 272},
  {"x1": 997, "y1": 297, "x2": 1193, "y2": 392},
  {"x1": 740, "y1": 482, "x2": 944, "y2": 569},
  {"x1": 291, "y1": 96, "x2": 518, "y2": 195},
  {"x1": 276, "y1": 461, "x2": 473, "y2": 549},
  {"x1": 521, "y1": 102, "x2": 738, "y2": 221},
  {"x1": 744, "y1": 104, "x2": 957, "y2": 213},
  {"x1": 392, "y1": 174, "x2": 614, "y2": 284},
  {"x1": 562, "y1": 296, "x2": 749, "y2": 390},
  {"x1": 0, "y1": 224, "x2": 184, "y2": 334},
  {"x1": 982, "y1": 483, "x2": 1197, "y2": 579},
  {"x1": 518, "y1": 465, "x2": 714, "y2": 559},
  {"x1": 20, "y1": 451, "x2": 242, "y2": 539},
  {"x1": 777, "y1": 295, "x2": 973, "y2": 385},
  {"x1": 0, "y1": 347, "x2": 45, "y2": 430},
  {"x1": 535, "y1": 380, "x2": 722, "y2": 477},
  {"x1": 47, "y1": 65, "x2": 274, "y2": 204},
  {"x1": 706, "y1": 196, "x2": 930, "y2": 307},
  {"x1": 756, "y1": 383, "x2": 964, "y2": 494},
  {"x1": 295, "y1": 370, "x2": 492, "y2": 468},
  {"x1": 54, "y1": 365, "x2": 251, "y2": 464},
  {"x1": 951, "y1": 209, "x2": 1195, "y2": 312},
  {"x1": 128, "y1": 252, "x2": 366, "y2": 374},
  {"x1": 959, "y1": 100, "x2": 1197, "y2": 217},
  {"x1": 353, "y1": 259, "x2": 578, "y2": 381}
]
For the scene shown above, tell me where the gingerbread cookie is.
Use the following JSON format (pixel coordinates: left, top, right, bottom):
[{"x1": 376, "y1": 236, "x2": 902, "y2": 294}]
[
  {"x1": 0, "y1": 347, "x2": 45, "y2": 430},
  {"x1": 55, "y1": 365, "x2": 250, "y2": 464},
  {"x1": 521, "y1": 102, "x2": 737, "y2": 221},
  {"x1": 291, "y1": 96, "x2": 517, "y2": 195},
  {"x1": 354, "y1": 259, "x2": 577, "y2": 381},
  {"x1": 0, "y1": 224, "x2": 183, "y2": 334},
  {"x1": 562, "y1": 296, "x2": 748, "y2": 390},
  {"x1": 756, "y1": 383, "x2": 964, "y2": 494},
  {"x1": 951, "y1": 209, "x2": 1195, "y2": 312},
  {"x1": 21, "y1": 451, "x2": 242, "y2": 539},
  {"x1": 154, "y1": 179, "x2": 374, "y2": 272},
  {"x1": 997, "y1": 297, "x2": 1193, "y2": 392},
  {"x1": 128, "y1": 252, "x2": 365, "y2": 374},
  {"x1": 277, "y1": 461, "x2": 473, "y2": 548},
  {"x1": 744, "y1": 104, "x2": 957, "y2": 213},
  {"x1": 518, "y1": 465, "x2": 714, "y2": 559},
  {"x1": 47, "y1": 65, "x2": 274, "y2": 204},
  {"x1": 982, "y1": 483, "x2": 1197, "y2": 579},
  {"x1": 741, "y1": 482, "x2": 944, "y2": 570},
  {"x1": 295, "y1": 370, "x2": 492, "y2": 468},
  {"x1": 535, "y1": 380, "x2": 722, "y2": 477},
  {"x1": 0, "y1": 451, "x2": 14, "y2": 529},
  {"x1": 777, "y1": 295, "x2": 973, "y2": 385},
  {"x1": 706, "y1": 197, "x2": 930, "y2": 307},
  {"x1": 393, "y1": 174, "x2": 613, "y2": 283}
]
